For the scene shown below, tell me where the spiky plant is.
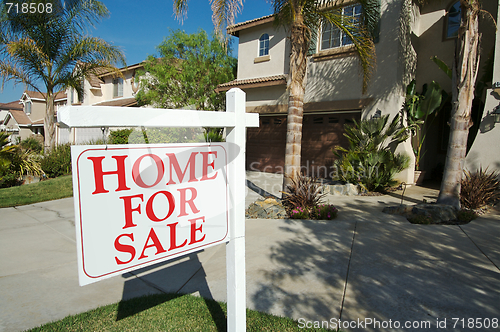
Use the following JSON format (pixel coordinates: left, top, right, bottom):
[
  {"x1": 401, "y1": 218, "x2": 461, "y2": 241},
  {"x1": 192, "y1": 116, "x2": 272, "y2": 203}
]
[
  {"x1": 460, "y1": 168, "x2": 500, "y2": 209},
  {"x1": 281, "y1": 172, "x2": 326, "y2": 216},
  {"x1": 333, "y1": 114, "x2": 410, "y2": 192}
]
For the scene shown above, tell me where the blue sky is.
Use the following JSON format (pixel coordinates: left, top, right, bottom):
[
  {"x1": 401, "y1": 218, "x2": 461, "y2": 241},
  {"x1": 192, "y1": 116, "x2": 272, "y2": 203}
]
[{"x1": 0, "y1": 0, "x2": 273, "y2": 103}]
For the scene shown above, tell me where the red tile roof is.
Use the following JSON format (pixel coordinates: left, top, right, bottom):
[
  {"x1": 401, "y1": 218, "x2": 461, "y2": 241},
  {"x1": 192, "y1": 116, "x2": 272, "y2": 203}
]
[
  {"x1": 216, "y1": 74, "x2": 287, "y2": 92},
  {"x1": 227, "y1": 15, "x2": 274, "y2": 36}
]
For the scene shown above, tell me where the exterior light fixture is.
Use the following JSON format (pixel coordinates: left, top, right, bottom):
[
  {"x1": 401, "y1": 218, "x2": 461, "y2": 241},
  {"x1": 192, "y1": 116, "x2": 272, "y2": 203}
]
[
  {"x1": 492, "y1": 104, "x2": 500, "y2": 123},
  {"x1": 372, "y1": 109, "x2": 382, "y2": 119},
  {"x1": 493, "y1": 82, "x2": 500, "y2": 94}
]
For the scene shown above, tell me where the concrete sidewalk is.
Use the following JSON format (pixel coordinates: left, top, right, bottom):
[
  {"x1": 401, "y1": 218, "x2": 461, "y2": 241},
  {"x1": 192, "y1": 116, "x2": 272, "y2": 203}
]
[{"x1": 1, "y1": 173, "x2": 499, "y2": 331}]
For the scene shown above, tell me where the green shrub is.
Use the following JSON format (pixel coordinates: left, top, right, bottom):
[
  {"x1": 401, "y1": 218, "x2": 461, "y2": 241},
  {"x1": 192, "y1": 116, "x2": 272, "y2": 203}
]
[
  {"x1": 460, "y1": 168, "x2": 500, "y2": 209},
  {"x1": 19, "y1": 136, "x2": 43, "y2": 153},
  {"x1": 457, "y1": 209, "x2": 478, "y2": 223},
  {"x1": 289, "y1": 206, "x2": 310, "y2": 219},
  {"x1": 41, "y1": 144, "x2": 72, "y2": 178},
  {"x1": 109, "y1": 128, "x2": 134, "y2": 144},
  {"x1": 203, "y1": 128, "x2": 224, "y2": 142},
  {"x1": 0, "y1": 133, "x2": 43, "y2": 188},
  {"x1": 83, "y1": 138, "x2": 106, "y2": 145},
  {"x1": 333, "y1": 114, "x2": 410, "y2": 192},
  {"x1": 311, "y1": 204, "x2": 338, "y2": 220},
  {"x1": 288, "y1": 204, "x2": 338, "y2": 220}
]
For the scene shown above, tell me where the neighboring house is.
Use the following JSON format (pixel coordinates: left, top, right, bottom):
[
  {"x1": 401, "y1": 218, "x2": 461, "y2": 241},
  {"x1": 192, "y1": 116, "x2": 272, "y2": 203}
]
[
  {"x1": 218, "y1": 0, "x2": 498, "y2": 184},
  {"x1": 1, "y1": 100, "x2": 24, "y2": 143},
  {"x1": 0, "y1": 62, "x2": 145, "y2": 146},
  {"x1": 62, "y1": 62, "x2": 144, "y2": 144},
  {"x1": 0, "y1": 92, "x2": 66, "y2": 143}
]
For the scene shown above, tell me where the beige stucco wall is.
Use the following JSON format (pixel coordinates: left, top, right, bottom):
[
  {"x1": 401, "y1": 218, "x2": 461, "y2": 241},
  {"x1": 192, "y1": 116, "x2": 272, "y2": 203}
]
[
  {"x1": 245, "y1": 85, "x2": 288, "y2": 109},
  {"x1": 29, "y1": 100, "x2": 46, "y2": 122},
  {"x1": 236, "y1": 22, "x2": 290, "y2": 80},
  {"x1": 465, "y1": 0, "x2": 500, "y2": 172},
  {"x1": 415, "y1": 0, "x2": 498, "y2": 176},
  {"x1": 70, "y1": 68, "x2": 138, "y2": 106},
  {"x1": 99, "y1": 70, "x2": 136, "y2": 102}
]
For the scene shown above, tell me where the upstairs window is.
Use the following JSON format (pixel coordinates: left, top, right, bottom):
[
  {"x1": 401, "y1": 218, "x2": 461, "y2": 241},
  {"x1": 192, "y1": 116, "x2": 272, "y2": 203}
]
[
  {"x1": 446, "y1": 1, "x2": 461, "y2": 38},
  {"x1": 259, "y1": 33, "x2": 270, "y2": 56},
  {"x1": 321, "y1": 4, "x2": 362, "y2": 50},
  {"x1": 113, "y1": 78, "x2": 123, "y2": 98},
  {"x1": 25, "y1": 101, "x2": 31, "y2": 115}
]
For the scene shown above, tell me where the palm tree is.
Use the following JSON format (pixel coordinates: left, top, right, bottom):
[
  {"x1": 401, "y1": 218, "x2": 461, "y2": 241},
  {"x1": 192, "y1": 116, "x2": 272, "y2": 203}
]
[
  {"x1": 174, "y1": 0, "x2": 378, "y2": 192},
  {"x1": 272, "y1": 0, "x2": 377, "y2": 190},
  {"x1": 436, "y1": 0, "x2": 484, "y2": 209},
  {"x1": 0, "y1": 0, "x2": 125, "y2": 149}
]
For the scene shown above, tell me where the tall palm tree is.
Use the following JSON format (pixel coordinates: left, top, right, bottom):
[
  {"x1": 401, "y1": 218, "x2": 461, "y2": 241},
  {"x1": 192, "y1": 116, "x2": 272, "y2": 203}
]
[
  {"x1": 0, "y1": 0, "x2": 125, "y2": 149},
  {"x1": 436, "y1": 0, "x2": 484, "y2": 209},
  {"x1": 272, "y1": 0, "x2": 377, "y2": 190},
  {"x1": 174, "y1": 0, "x2": 378, "y2": 192}
]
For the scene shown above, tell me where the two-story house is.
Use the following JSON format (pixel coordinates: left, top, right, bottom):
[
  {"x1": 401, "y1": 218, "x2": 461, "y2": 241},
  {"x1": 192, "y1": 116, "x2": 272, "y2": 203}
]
[
  {"x1": 61, "y1": 62, "x2": 144, "y2": 144},
  {"x1": 0, "y1": 91, "x2": 67, "y2": 144},
  {"x1": 218, "y1": 0, "x2": 498, "y2": 184}
]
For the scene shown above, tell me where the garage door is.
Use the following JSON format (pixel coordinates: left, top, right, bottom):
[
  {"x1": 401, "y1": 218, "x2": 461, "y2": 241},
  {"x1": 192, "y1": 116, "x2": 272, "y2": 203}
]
[{"x1": 246, "y1": 111, "x2": 361, "y2": 178}]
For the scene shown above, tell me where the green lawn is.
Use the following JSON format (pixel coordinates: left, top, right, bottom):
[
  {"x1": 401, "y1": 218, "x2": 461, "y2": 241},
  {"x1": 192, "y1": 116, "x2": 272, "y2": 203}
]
[
  {"x1": 27, "y1": 293, "x2": 331, "y2": 331},
  {"x1": 0, "y1": 175, "x2": 73, "y2": 208}
]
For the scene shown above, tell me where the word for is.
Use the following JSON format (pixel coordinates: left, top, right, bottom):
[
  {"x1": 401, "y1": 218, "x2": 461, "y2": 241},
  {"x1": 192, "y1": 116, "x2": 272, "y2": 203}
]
[{"x1": 5, "y1": 2, "x2": 52, "y2": 14}]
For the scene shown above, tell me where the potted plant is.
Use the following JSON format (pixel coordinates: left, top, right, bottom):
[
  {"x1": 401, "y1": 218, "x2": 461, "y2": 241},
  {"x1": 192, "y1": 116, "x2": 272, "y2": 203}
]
[{"x1": 402, "y1": 79, "x2": 443, "y2": 184}]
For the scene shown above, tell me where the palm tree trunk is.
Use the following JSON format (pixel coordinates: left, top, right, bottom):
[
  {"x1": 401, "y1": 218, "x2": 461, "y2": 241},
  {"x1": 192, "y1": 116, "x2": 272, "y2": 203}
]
[
  {"x1": 44, "y1": 92, "x2": 57, "y2": 150},
  {"x1": 437, "y1": 1, "x2": 479, "y2": 208},
  {"x1": 283, "y1": 16, "x2": 309, "y2": 194}
]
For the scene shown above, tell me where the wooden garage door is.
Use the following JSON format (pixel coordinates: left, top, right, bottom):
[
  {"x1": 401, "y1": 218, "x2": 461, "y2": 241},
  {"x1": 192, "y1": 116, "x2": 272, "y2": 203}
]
[{"x1": 246, "y1": 112, "x2": 361, "y2": 178}]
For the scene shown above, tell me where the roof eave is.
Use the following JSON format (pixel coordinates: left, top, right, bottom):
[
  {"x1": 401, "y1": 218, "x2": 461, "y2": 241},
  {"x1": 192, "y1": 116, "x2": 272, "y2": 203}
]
[{"x1": 227, "y1": 15, "x2": 275, "y2": 37}]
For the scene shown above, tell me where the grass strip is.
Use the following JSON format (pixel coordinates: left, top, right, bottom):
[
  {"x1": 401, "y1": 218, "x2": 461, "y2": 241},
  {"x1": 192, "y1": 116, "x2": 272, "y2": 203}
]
[
  {"x1": 0, "y1": 175, "x2": 73, "y2": 208},
  {"x1": 26, "y1": 293, "x2": 331, "y2": 331}
]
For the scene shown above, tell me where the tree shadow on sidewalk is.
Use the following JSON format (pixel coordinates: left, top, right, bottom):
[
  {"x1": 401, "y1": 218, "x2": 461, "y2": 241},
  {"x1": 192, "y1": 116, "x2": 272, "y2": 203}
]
[{"x1": 249, "y1": 197, "x2": 500, "y2": 331}]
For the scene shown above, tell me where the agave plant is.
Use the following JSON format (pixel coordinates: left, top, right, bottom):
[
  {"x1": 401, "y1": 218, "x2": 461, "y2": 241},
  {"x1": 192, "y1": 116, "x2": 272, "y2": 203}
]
[{"x1": 333, "y1": 114, "x2": 410, "y2": 192}]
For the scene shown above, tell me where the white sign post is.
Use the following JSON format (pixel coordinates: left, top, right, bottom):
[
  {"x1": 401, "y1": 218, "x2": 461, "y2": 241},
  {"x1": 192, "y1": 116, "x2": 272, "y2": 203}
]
[{"x1": 58, "y1": 88, "x2": 257, "y2": 332}]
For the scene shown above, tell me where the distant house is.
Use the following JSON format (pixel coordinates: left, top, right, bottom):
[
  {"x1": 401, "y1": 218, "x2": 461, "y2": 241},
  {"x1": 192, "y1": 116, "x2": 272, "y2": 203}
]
[
  {"x1": 61, "y1": 62, "x2": 144, "y2": 144},
  {"x1": 218, "y1": 0, "x2": 499, "y2": 184},
  {"x1": 0, "y1": 62, "x2": 145, "y2": 146},
  {"x1": 0, "y1": 92, "x2": 66, "y2": 143},
  {"x1": 0, "y1": 100, "x2": 23, "y2": 141}
]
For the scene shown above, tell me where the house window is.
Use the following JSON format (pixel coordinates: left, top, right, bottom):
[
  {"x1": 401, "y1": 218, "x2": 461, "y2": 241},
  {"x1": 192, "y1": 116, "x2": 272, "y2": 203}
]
[
  {"x1": 113, "y1": 78, "x2": 123, "y2": 97},
  {"x1": 321, "y1": 4, "x2": 362, "y2": 50},
  {"x1": 446, "y1": 1, "x2": 461, "y2": 38},
  {"x1": 25, "y1": 101, "x2": 31, "y2": 115},
  {"x1": 259, "y1": 33, "x2": 270, "y2": 56}
]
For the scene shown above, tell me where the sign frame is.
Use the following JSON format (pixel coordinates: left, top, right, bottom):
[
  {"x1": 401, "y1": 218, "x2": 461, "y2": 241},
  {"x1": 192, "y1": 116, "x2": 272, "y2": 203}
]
[{"x1": 58, "y1": 88, "x2": 257, "y2": 332}]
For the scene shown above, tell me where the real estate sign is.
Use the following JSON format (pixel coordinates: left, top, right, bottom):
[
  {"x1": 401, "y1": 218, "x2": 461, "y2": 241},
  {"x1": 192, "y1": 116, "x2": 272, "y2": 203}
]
[{"x1": 72, "y1": 143, "x2": 229, "y2": 286}]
